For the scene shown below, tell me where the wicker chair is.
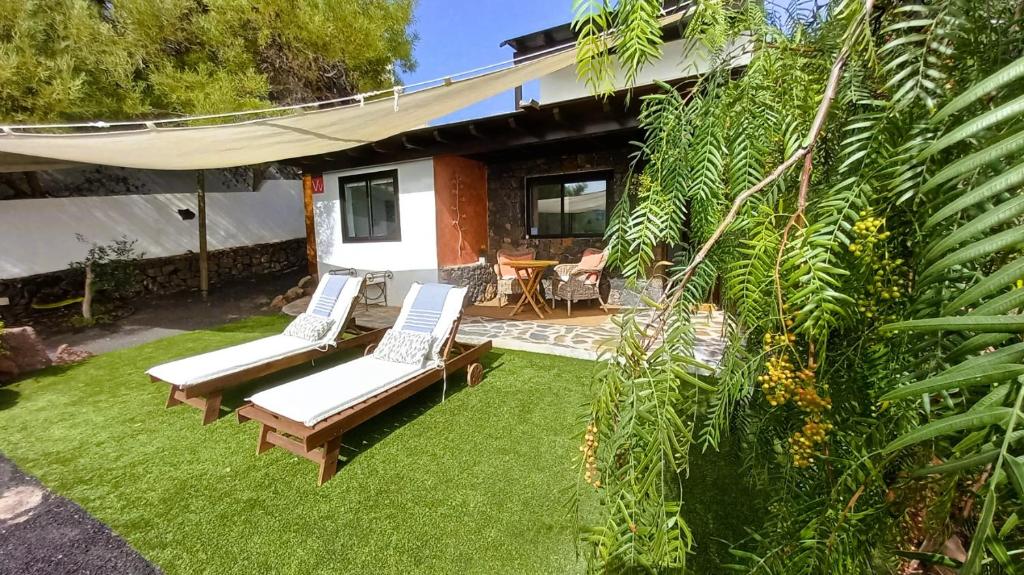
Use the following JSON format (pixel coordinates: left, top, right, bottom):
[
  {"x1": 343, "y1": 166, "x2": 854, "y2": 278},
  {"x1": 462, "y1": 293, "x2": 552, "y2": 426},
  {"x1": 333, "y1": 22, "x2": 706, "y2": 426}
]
[
  {"x1": 493, "y1": 247, "x2": 536, "y2": 307},
  {"x1": 549, "y1": 248, "x2": 608, "y2": 317}
]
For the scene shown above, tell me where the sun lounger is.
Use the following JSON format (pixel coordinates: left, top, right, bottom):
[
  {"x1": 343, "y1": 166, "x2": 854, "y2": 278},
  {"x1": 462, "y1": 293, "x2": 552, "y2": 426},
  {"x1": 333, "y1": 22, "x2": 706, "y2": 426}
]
[
  {"x1": 147, "y1": 274, "x2": 385, "y2": 424},
  {"x1": 237, "y1": 283, "x2": 492, "y2": 485}
]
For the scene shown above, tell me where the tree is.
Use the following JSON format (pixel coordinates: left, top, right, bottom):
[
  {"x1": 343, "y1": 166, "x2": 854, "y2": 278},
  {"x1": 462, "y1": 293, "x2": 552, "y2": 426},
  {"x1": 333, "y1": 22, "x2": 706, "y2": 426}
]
[
  {"x1": 69, "y1": 235, "x2": 142, "y2": 322},
  {"x1": 573, "y1": 0, "x2": 1024, "y2": 572},
  {"x1": 0, "y1": 0, "x2": 416, "y2": 123}
]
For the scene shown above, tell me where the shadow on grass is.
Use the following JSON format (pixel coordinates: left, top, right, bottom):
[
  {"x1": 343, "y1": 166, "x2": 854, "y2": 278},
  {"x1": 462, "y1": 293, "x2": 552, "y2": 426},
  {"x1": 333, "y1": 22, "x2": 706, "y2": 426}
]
[
  {"x1": 220, "y1": 347, "x2": 507, "y2": 471},
  {"x1": 0, "y1": 386, "x2": 19, "y2": 411},
  {"x1": 678, "y1": 434, "x2": 768, "y2": 572}
]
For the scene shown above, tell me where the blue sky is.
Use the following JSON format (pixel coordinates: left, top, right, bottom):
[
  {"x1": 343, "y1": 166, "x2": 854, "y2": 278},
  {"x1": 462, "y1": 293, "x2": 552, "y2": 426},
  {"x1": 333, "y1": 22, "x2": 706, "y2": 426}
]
[{"x1": 401, "y1": 0, "x2": 575, "y2": 124}]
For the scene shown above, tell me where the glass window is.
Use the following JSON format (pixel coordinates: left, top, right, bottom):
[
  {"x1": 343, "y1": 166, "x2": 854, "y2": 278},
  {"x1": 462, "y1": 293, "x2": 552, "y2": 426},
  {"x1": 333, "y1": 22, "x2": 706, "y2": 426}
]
[
  {"x1": 339, "y1": 170, "x2": 401, "y2": 242},
  {"x1": 526, "y1": 172, "x2": 610, "y2": 238}
]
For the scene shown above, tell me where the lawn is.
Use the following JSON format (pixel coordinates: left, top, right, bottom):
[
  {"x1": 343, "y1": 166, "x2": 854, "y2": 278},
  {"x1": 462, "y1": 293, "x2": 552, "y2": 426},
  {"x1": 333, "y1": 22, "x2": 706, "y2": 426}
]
[
  {"x1": 0, "y1": 316, "x2": 593, "y2": 574},
  {"x1": 0, "y1": 315, "x2": 760, "y2": 574}
]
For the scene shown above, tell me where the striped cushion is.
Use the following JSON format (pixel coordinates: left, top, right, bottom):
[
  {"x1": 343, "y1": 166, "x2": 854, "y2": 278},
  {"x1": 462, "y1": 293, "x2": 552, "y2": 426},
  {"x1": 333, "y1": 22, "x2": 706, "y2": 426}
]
[
  {"x1": 311, "y1": 275, "x2": 347, "y2": 317},
  {"x1": 400, "y1": 283, "x2": 452, "y2": 333}
]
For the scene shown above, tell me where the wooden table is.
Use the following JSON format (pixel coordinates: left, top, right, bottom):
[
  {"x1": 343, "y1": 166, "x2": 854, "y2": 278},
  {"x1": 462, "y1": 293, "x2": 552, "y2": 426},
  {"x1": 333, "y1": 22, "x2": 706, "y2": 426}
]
[{"x1": 506, "y1": 260, "x2": 559, "y2": 319}]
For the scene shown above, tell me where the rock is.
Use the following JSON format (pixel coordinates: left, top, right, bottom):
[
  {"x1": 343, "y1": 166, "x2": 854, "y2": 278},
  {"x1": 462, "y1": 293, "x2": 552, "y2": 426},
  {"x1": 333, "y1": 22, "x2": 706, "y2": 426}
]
[
  {"x1": 52, "y1": 344, "x2": 94, "y2": 366},
  {"x1": 281, "y1": 296, "x2": 311, "y2": 317},
  {"x1": 284, "y1": 286, "x2": 305, "y2": 302},
  {"x1": 269, "y1": 295, "x2": 287, "y2": 309},
  {"x1": 297, "y1": 275, "x2": 317, "y2": 290},
  {"x1": 254, "y1": 296, "x2": 271, "y2": 308},
  {"x1": 0, "y1": 357, "x2": 18, "y2": 382},
  {"x1": 0, "y1": 326, "x2": 52, "y2": 375}
]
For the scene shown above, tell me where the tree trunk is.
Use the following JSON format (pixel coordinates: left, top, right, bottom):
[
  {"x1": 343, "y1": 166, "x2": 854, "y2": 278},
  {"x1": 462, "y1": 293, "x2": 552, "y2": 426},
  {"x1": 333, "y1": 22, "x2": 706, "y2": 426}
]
[{"x1": 82, "y1": 261, "x2": 94, "y2": 320}]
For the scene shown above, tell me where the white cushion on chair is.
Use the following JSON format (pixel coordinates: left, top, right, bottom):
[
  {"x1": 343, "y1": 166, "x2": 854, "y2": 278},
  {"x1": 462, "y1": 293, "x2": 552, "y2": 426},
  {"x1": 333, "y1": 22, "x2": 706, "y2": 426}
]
[
  {"x1": 147, "y1": 335, "x2": 318, "y2": 387},
  {"x1": 247, "y1": 283, "x2": 468, "y2": 426},
  {"x1": 248, "y1": 356, "x2": 431, "y2": 427},
  {"x1": 146, "y1": 277, "x2": 363, "y2": 387}
]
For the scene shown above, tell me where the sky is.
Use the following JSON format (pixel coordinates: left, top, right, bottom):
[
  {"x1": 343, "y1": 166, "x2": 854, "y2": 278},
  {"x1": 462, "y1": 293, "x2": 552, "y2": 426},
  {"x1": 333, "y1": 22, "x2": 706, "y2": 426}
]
[{"x1": 400, "y1": 0, "x2": 576, "y2": 124}]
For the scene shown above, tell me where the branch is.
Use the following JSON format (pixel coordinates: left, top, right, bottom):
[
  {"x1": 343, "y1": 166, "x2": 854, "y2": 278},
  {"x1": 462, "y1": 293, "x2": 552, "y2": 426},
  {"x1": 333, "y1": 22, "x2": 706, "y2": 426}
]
[{"x1": 641, "y1": 0, "x2": 871, "y2": 347}]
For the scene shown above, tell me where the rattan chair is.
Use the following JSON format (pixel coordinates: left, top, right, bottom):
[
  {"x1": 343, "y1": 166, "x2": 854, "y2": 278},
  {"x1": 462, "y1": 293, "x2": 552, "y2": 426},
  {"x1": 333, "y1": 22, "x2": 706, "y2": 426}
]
[
  {"x1": 549, "y1": 248, "x2": 608, "y2": 317},
  {"x1": 493, "y1": 247, "x2": 536, "y2": 307}
]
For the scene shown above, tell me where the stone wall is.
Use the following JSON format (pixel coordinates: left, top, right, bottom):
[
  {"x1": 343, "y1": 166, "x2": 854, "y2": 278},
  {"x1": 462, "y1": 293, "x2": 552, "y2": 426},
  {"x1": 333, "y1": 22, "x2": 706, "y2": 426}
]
[
  {"x1": 0, "y1": 238, "x2": 306, "y2": 324},
  {"x1": 439, "y1": 261, "x2": 496, "y2": 305},
  {"x1": 486, "y1": 145, "x2": 632, "y2": 263}
]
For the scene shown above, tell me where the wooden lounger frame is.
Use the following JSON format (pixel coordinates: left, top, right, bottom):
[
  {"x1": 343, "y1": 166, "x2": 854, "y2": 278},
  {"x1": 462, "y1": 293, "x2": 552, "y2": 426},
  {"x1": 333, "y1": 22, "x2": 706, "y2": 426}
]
[
  {"x1": 237, "y1": 316, "x2": 492, "y2": 485},
  {"x1": 152, "y1": 318, "x2": 386, "y2": 425}
]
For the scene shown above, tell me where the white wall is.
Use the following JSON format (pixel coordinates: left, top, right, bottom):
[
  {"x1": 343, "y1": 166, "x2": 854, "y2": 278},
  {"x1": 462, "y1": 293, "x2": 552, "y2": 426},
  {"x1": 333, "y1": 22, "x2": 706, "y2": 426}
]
[
  {"x1": 315, "y1": 159, "x2": 439, "y2": 303},
  {"x1": 0, "y1": 180, "x2": 304, "y2": 279},
  {"x1": 538, "y1": 36, "x2": 753, "y2": 104}
]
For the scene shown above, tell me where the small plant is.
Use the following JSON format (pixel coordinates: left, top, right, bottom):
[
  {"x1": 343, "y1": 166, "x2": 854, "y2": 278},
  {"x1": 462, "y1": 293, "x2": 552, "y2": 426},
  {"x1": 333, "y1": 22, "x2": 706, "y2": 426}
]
[{"x1": 69, "y1": 235, "x2": 143, "y2": 322}]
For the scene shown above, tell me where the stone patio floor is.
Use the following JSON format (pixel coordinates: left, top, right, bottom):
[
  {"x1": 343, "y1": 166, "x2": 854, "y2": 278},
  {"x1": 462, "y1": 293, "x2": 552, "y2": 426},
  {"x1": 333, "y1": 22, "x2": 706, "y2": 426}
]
[{"x1": 352, "y1": 304, "x2": 727, "y2": 365}]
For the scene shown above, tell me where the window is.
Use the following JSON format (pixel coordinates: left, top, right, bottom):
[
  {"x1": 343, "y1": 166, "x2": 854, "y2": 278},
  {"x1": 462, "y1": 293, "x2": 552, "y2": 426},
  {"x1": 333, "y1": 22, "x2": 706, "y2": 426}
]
[
  {"x1": 339, "y1": 169, "x2": 401, "y2": 242},
  {"x1": 526, "y1": 171, "x2": 611, "y2": 238}
]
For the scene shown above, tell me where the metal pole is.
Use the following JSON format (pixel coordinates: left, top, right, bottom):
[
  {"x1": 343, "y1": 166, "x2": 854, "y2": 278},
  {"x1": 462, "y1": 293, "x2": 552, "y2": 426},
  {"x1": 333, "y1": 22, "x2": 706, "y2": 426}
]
[{"x1": 197, "y1": 169, "x2": 209, "y2": 300}]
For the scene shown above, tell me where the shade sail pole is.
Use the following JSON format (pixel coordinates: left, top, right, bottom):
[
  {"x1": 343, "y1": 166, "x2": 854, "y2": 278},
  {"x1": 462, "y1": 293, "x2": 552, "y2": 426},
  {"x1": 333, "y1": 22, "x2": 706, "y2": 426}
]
[
  {"x1": 302, "y1": 173, "x2": 319, "y2": 276},
  {"x1": 197, "y1": 170, "x2": 209, "y2": 300}
]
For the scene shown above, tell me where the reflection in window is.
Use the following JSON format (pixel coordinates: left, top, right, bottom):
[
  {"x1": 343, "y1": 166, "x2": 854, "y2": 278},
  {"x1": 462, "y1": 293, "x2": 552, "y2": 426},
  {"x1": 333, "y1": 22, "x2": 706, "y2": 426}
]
[
  {"x1": 339, "y1": 170, "x2": 401, "y2": 242},
  {"x1": 527, "y1": 172, "x2": 610, "y2": 238}
]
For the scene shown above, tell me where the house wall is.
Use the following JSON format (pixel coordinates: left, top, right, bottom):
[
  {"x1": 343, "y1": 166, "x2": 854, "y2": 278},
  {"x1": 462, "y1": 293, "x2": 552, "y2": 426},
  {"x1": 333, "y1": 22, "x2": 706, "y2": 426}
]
[
  {"x1": 433, "y1": 155, "x2": 488, "y2": 267},
  {"x1": 315, "y1": 159, "x2": 439, "y2": 303},
  {"x1": 486, "y1": 144, "x2": 633, "y2": 262},
  {"x1": 537, "y1": 36, "x2": 753, "y2": 104},
  {"x1": 0, "y1": 179, "x2": 304, "y2": 279}
]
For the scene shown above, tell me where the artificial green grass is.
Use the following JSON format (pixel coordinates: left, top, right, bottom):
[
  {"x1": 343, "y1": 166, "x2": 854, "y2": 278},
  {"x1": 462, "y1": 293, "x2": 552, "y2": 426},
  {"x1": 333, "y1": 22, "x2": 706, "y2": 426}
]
[{"x1": 0, "y1": 316, "x2": 593, "y2": 574}]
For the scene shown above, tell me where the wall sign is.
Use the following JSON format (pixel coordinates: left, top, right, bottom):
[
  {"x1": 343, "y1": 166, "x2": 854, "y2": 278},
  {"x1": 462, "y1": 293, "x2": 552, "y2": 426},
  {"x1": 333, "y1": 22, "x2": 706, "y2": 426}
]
[{"x1": 311, "y1": 175, "x2": 325, "y2": 194}]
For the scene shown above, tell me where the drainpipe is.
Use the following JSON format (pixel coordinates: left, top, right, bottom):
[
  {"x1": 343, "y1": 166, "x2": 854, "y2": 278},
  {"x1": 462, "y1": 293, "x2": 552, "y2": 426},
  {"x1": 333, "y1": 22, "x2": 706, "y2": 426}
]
[{"x1": 197, "y1": 170, "x2": 209, "y2": 301}]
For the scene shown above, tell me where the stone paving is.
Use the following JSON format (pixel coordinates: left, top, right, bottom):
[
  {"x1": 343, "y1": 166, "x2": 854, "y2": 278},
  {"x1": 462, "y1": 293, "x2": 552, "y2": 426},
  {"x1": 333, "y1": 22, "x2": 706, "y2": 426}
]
[{"x1": 353, "y1": 304, "x2": 727, "y2": 366}]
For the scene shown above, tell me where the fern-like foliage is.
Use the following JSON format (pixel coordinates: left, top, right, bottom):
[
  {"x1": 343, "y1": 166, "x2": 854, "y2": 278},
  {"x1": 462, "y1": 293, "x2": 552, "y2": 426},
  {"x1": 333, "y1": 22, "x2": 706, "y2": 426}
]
[{"x1": 880, "y1": 52, "x2": 1024, "y2": 574}]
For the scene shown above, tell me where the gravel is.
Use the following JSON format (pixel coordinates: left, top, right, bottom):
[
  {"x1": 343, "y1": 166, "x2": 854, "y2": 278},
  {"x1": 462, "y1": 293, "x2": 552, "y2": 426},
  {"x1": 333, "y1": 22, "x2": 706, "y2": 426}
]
[{"x1": 0, "y1": 455, "x2": 161, "y2": 575}]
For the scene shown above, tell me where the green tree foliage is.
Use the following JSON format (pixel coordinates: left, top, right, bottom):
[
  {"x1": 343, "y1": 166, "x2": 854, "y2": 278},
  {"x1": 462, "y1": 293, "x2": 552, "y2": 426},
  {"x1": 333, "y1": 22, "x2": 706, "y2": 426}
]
[
  {"x1": 574, "y1": 0, "x2": 1024, "y2": 572},
  {"x1": 0, "y1": 0, "x2": 416, "y2": 122}
]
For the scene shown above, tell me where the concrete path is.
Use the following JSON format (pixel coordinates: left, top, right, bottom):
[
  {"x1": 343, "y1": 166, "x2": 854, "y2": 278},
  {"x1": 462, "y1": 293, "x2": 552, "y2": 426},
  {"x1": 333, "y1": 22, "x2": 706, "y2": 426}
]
[{"x1": 41, "y1": 272, "x2": 303, "y2": 356}]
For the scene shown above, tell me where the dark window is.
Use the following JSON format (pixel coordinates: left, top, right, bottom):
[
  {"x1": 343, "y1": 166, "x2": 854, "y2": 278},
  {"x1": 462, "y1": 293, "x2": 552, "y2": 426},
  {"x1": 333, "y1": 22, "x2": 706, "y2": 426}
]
[
  {"x1": 339, "y1": 169, "x2": 401, "y2": 242},
  {"x1": 525, "y1": 171, "x2": 611, "y2": 238}
]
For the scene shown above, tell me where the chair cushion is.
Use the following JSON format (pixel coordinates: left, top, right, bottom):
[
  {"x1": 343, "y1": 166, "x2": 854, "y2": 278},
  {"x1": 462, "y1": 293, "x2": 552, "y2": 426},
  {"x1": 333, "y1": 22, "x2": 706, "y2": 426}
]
[
  {"x1": 372, "y1": 329, "x2": 434, "y2": 365},
  {"x1": 496, "y1": 249, "x2": 535, "y2": 279},
  {"x1": 578, "y1": 250, "x2": 606, "y2": 284},
  {"x1": 283, "y1": 313, "x2": 335, "y2": 342}
]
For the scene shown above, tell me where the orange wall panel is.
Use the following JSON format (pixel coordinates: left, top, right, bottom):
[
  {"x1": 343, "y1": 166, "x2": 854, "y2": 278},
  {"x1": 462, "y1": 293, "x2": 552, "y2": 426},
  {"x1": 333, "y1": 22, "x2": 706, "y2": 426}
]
[{"x1": 434, "y1": 155, "x2": 488, "y2": 267}]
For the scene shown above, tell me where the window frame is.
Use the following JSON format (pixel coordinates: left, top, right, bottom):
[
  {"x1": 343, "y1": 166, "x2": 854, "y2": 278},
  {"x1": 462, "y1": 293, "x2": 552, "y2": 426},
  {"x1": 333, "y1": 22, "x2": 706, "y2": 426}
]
[
  {"x1": 338, "y1": 169, "x2": 402, "y2": 243},
  {"x1": 524, "y1": 170, "x2": 613, "y2": 239}
]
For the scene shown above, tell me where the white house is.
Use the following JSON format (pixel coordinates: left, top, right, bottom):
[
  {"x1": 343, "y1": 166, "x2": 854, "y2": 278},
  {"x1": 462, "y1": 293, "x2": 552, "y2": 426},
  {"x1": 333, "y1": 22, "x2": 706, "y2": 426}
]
[{"x1": 291, "y1": 7, "x2": 751, "y2": 303}]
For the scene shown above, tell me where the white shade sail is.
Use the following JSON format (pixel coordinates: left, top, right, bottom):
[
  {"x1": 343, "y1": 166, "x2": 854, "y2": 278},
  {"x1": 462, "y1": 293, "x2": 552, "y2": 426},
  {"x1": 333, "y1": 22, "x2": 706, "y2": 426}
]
[
  {"x1": 0, "y1": 11, "x2": 689, "y2": 173},
  {"x1": 0, "y1": 49, "x2": 576, "y2": 172}
]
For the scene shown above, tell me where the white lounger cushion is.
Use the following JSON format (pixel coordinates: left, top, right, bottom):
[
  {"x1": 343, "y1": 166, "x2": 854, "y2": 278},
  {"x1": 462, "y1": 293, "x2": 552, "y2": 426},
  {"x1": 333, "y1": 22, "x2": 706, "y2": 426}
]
[
  {"x1": 247, "y1": 283, "x2": 469, "y2": 426},
  {"x1": 249, "y1": 356, "x2": 431, "y2": 426},
  {"x1": 146, "y1": 276, "x2": 363, "y2": 387},
  {"x1": 147, "y1": 335, "x2": 318, "y2": 387}
]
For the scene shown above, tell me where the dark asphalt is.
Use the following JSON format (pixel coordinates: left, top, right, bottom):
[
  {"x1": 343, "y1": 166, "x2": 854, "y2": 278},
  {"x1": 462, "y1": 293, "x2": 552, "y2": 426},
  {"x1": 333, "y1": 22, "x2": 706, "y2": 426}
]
[{"x1": 0, "y1": 454, "x2": 161, "y2": 575}]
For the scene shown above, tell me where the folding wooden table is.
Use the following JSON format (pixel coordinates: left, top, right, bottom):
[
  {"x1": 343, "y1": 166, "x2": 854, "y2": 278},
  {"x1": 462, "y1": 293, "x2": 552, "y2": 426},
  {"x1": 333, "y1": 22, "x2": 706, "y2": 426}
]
[{"x1": 506, "y1": 259, "x2": 559, "y2": 319}]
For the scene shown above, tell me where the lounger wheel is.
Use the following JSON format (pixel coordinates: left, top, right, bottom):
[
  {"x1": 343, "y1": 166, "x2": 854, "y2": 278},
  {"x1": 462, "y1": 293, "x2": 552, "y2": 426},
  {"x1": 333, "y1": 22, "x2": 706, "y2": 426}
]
[
  {"x1": 467, "y1": 363, "x2": 483, "y2": 387},
  {"x1": 364, "y1": 343, "x2": 377, "y2": 356}
]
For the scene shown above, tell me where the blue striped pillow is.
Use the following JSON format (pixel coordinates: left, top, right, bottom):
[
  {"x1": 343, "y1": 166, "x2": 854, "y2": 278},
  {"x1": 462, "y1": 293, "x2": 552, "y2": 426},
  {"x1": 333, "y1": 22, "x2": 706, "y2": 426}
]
[{"x1": 311, "y1": 275, "x2": 348, "y2": 317}]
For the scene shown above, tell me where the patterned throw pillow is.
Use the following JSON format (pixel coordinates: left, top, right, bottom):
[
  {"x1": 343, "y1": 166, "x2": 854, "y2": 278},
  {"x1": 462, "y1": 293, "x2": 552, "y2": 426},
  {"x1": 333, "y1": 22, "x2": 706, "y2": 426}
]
[
  {"x1": 283, "y1": 313, "x2": 335, "y2": 342},
  {"x1": 372, "y1": 329, "x2": 434, "y2": 365}
]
